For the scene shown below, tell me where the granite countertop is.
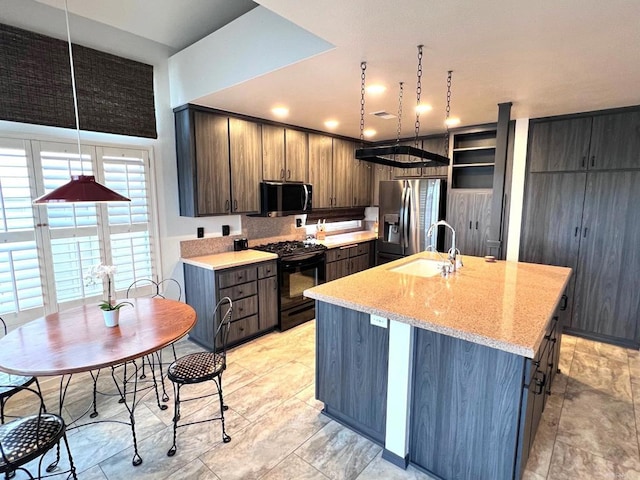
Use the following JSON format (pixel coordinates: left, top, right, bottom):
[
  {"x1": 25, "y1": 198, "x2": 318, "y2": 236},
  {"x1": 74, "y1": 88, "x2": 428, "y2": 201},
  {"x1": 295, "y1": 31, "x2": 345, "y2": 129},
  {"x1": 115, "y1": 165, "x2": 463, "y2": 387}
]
[
  {"x1": 182, "y1": 250, "x2": 278, "y2": 270},
  {"x1": 304, "y1": 252, "x2": 572, "y2": 358},
  {"x1": 314, "y1": 230, "x2": 378, "y2": 248}
]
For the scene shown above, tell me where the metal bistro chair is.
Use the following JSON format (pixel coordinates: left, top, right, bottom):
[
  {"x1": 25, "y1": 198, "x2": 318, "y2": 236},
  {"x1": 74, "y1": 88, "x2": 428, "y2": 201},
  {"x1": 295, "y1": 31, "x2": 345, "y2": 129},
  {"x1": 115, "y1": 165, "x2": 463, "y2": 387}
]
[
  {"x1": 0, "y1": 385, "x2": 77, "y2": 480},
  {"x1": 127, "y1": 278, "x2": 183, "y2": 403},
  {"x1": 90, "y1": 278, "x2": 182, "y2": 416},
  {"x1": 0, "y1": 317, "x2": 42, "y2": 425},
  {"x1": 166, "y1": 297, "x2": 233, "y2": 456}
]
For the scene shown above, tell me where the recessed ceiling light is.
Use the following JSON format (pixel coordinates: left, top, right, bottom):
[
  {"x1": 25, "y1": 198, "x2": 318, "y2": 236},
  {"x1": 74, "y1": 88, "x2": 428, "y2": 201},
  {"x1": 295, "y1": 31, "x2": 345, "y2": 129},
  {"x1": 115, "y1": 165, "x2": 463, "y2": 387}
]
[
  {"x1": 363, "y1": 129, "x2": 377, "y2": 138},
  {"x1": 271, "y1": 106, "x2": 289, "y2": 118},
  {"x1": 415, "y1": 104, "x2": 433, "y2": 114},
  {"x1": 366, "y1": 85, "x2": 386, "y2": 95},
  {"x1": 324, "y1": 120, "x2": 339, "y2": 129},
  {"x1": 445, "y1": 117, "x2": 461, "y2": 127}
]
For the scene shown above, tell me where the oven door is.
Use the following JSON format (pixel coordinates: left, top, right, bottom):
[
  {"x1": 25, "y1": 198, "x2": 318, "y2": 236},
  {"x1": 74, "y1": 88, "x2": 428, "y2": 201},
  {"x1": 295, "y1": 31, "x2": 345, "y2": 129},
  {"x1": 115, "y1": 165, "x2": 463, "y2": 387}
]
[{"x1": 280, "y1": 252, "x2": 325, "y2": 312}]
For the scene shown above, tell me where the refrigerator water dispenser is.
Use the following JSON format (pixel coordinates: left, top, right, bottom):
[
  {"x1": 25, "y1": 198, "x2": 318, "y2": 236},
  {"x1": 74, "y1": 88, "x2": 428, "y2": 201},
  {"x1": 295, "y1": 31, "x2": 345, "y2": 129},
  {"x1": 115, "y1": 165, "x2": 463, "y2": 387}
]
[{"x1": 384, "y1": 214, "x2": 401, "y2": 244}]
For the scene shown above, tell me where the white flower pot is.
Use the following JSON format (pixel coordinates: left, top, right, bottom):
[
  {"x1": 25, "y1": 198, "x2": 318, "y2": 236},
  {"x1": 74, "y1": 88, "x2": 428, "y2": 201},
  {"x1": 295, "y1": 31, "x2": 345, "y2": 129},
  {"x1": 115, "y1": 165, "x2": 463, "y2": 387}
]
[{"x1": 103, "y1": 309, "x2": 120, "y2": 327}]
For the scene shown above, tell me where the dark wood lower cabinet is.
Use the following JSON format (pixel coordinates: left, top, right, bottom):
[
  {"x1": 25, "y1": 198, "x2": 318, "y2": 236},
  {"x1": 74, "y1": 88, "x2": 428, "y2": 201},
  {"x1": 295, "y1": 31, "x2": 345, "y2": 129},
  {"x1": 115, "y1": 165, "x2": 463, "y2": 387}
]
[
  {"x1": 315, "y1": 302, "x2": 389, "y2": 443},
  {"x1": 184, "y1": 259, "x2": 278, "y2": 350},
  {"x1": 325, "y1": 241, "x2": 374, "y2": 282},
  {"x1": 258, "y1": 275, "x2": 278, "y2": 330},
  {"x1": 571, "y1": 171, "x2": 640, "y2": 343}
]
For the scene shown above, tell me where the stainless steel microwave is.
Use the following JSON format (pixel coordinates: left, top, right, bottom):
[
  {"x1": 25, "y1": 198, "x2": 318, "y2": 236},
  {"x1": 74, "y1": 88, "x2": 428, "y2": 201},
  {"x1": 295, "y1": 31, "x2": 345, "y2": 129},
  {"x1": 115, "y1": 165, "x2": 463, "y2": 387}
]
[{"x1": 259, "y1": 182, "x2": 312, "y2": 217}]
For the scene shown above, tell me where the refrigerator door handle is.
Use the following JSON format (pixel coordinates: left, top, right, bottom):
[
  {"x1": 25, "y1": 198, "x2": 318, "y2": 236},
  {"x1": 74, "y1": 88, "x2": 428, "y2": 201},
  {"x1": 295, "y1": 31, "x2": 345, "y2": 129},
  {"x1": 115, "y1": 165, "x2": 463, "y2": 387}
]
[
  {"x1": 399, "y1": 185, "x2": 407, "y2": 253},
  {"x1": 402, "y1": 184, "x2": 410, "y2": 249}
]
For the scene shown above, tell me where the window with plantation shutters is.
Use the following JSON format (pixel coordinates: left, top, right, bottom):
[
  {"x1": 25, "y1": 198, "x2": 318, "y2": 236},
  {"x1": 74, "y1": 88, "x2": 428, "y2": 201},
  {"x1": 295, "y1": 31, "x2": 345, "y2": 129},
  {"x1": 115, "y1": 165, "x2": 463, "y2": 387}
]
[
  {"x1": 0, "y1": 139, "x2": 43, "y2": 317},
  {"x1": 0, "y1": 135, "x2": 158, "y2": 325}
]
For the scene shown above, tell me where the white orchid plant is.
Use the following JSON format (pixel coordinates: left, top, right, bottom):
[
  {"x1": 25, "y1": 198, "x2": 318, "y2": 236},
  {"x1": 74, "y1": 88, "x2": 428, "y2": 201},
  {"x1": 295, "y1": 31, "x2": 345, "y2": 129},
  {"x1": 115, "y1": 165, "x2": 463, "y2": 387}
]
[{"x1": 85, "y1": 263, "x2": 133, "y2": 311}]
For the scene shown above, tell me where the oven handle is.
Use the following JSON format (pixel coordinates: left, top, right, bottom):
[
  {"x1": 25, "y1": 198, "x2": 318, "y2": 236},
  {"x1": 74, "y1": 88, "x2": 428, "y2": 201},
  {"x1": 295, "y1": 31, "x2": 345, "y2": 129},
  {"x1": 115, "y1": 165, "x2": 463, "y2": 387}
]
[{"x1": 281, "y1": 253, "x2": 325, "y2": 269}]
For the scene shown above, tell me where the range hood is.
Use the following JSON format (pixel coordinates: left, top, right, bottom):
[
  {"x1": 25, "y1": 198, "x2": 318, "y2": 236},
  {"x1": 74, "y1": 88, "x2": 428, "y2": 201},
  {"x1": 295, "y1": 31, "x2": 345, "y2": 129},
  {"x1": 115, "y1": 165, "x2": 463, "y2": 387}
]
[{"x1": 355, "y1": 144, "x2": 449, "y2": 168}]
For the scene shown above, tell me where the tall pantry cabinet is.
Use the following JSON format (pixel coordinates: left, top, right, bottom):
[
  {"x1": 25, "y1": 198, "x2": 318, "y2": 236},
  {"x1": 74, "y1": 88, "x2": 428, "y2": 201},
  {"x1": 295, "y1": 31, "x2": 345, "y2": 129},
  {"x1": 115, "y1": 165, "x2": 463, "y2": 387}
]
[{"x1": 520, "y1": 108, "x2": 640, "y2": 347}]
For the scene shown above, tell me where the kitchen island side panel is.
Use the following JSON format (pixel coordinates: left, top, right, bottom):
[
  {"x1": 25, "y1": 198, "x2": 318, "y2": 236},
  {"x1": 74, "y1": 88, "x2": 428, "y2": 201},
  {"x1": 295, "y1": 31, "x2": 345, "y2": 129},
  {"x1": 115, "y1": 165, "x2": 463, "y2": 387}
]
[
  {"x1": 315, "y1": 301, "x2": 389, "y2": 443},
  {"x1": 410, "y1": 328, "x2": 527, "y2": 480}
]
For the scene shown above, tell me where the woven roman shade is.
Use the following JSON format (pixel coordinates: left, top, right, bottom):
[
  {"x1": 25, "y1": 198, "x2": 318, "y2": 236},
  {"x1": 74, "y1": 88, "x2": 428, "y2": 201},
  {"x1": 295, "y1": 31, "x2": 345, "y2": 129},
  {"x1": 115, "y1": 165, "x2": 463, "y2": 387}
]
[{"x1": 0, "y1": 23, "x2": 157, "y2": 139}]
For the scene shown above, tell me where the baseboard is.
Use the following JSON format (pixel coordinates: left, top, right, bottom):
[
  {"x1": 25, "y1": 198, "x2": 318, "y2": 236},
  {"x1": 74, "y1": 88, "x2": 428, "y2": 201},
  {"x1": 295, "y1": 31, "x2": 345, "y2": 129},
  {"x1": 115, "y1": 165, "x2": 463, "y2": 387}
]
[{"x1": 382, "y1": 449, "x2": 409, "y2": 469}]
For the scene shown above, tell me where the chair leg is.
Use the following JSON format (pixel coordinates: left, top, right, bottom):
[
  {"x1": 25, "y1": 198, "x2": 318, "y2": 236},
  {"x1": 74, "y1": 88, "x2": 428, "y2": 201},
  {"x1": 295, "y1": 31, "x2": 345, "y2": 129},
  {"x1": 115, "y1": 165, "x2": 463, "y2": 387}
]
[
  {"x1": 216, "y1": 376, "x2": 231, "y2": 443},
  {"x1": 147, "y1": 355, "x2": 168, "y2": 411},
  {"x1": 167, "y1": 382, "x2": 181, "y2": 457},
  {"x1": 62, "y1": 433, "x2": 78, "y2": 480}
]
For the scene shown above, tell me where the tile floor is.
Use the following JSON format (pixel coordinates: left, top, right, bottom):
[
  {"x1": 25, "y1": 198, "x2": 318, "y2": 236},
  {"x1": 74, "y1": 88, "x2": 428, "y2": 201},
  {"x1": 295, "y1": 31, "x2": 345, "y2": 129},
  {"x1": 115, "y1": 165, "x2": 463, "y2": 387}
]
[{"x1": 6, "y1": 322, "x2": 640, "y2": 480}]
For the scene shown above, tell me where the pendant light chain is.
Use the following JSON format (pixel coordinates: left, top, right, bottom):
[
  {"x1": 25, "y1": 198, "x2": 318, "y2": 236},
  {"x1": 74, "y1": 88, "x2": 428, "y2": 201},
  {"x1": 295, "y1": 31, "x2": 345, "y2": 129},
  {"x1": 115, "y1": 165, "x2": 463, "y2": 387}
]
[
  {"x1": 359, "y1": 61, "x2": 367, "y2": 147},
  {"x1": 396, "y1": 82, "x2": 404, "y2": 143},
  {"x1": 444, "y1": 70, "x2": 453, "y2": 155},
  {"x1": 414, "y1": 45, "x2": 423, "y2": 147}
]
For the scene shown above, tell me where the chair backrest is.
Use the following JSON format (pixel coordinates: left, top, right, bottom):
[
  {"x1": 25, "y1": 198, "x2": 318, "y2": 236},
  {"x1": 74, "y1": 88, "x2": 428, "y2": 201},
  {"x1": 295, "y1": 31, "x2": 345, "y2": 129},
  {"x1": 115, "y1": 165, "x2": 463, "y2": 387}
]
[
  {"x1": 126, "y1": 278, "x2": 182, "y2": 301},
  {"x1": 0, "y1": 317, "x2": 6, "y2": 337},
  {"x1": 213, "y1": 297, "x2": 233, "y2": 356}
]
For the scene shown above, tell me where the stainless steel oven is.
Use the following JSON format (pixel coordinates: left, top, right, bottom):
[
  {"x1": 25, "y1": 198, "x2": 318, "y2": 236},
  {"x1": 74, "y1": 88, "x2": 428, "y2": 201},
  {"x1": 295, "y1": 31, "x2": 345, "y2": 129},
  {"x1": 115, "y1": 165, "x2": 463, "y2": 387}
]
[{"x1": 279, "y1": 250, "x2": 325, "y2": 330}]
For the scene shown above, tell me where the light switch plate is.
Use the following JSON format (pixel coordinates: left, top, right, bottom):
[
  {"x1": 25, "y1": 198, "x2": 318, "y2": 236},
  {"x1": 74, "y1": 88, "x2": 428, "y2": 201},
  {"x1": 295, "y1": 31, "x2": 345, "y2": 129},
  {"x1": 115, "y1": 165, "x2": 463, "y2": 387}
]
[{"x1": 370, "y1": 314, "x2": 388, "y2": 328}]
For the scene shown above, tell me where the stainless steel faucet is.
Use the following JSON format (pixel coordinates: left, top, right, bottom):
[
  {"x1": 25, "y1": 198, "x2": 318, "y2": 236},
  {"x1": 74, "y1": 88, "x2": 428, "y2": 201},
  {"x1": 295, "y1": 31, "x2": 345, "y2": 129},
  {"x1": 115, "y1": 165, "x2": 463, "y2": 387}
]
[{"x1": 427, "y1": 220, "x2": 458, "y2": 272}]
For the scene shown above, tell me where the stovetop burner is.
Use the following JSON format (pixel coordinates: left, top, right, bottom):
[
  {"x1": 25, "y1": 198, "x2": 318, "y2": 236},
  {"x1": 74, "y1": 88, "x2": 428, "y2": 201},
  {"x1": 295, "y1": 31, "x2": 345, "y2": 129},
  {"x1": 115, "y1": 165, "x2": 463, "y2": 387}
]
[{"x1": 253, "y1": 240, "x2": 326, "y2": 258}]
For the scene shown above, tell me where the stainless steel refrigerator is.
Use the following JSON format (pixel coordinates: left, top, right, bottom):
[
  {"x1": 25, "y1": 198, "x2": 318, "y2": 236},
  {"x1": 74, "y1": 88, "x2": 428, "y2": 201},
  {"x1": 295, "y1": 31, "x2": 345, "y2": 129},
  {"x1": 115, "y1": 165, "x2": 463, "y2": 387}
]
[{"x1": 377, "y1": 179, "x2": 447, "y2": 264}]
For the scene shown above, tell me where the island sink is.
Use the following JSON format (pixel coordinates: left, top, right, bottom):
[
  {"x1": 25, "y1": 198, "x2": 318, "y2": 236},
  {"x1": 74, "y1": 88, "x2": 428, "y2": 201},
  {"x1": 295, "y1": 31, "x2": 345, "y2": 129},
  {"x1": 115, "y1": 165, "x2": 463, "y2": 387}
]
[{"x1": 388, "y1": 257, "x2": 448, "y2": 278}]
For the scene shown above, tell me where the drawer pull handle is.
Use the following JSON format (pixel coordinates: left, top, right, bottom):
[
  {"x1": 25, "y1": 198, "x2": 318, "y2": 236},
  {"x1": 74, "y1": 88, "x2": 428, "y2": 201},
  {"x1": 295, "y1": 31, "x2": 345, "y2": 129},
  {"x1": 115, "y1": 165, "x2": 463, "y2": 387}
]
[
  {"x1": 560, "y1": 295, "x2": 568, "y2": 311},
  {"x1": 238, "y1": 290, "x2": 243, "y2": 295},
  {"x1": 239, "y1": 307, "x2": 243, "y2": 312},
  {"x1": 239, "y1": 327, "x2": 244, "y2": 332}
]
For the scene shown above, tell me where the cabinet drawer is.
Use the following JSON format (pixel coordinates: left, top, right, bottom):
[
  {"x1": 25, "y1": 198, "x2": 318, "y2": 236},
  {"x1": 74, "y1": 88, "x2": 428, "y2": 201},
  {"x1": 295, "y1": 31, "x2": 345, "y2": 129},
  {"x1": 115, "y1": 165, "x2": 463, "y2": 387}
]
[
  {"x1": 218, "y1": 266, "x2": 258, "y2": 288},
  {"x1": 258, "y1": 260, "x2": 277, "y2": 279},
  {"x1": 219, "y1": 281, "x2": 257, "y2": 301},
  {"x1": 230, "y1": 295, "x2": 258, "y2": 321},
  {"x1": 227, "y1": 315, "x2": 260, "y2": 345},
  {"x1": 326, "y1": 247, "x2": 349, "y2": 263},
  {"x1": 354, "y1": 242, "x2": 370, "y2": 257}
]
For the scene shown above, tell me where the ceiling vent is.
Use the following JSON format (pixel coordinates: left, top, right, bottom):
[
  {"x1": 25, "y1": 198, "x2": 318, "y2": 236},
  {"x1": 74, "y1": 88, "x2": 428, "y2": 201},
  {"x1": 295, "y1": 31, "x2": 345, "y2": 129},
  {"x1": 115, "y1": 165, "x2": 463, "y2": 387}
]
[{"x1": 370, "y1": 111, "x2": 396, "y2": 120}]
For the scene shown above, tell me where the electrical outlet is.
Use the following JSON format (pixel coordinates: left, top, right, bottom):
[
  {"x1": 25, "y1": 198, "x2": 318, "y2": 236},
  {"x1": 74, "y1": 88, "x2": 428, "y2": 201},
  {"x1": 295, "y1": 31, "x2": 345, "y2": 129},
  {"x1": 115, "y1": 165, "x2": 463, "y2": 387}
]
[
  {"x1": 222, "y1": 225, "x2": 230, "y2": 236},
  {"x1": 370, "y1": 314, "x2": 388, "y2": 328},
  {"x1": 197, "y1": 227, "x2": 204, "y2": 238},
  {"x1": 296, "y1": 218, "x2": 303, "y2": 228}
]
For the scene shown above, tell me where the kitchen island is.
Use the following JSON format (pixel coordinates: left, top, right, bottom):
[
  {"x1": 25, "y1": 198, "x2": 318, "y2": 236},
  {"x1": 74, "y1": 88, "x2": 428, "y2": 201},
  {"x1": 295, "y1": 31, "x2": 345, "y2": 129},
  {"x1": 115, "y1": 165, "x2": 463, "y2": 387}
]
[{"x1": 304, "y1": 252, "x2": 571, "y2": 480}]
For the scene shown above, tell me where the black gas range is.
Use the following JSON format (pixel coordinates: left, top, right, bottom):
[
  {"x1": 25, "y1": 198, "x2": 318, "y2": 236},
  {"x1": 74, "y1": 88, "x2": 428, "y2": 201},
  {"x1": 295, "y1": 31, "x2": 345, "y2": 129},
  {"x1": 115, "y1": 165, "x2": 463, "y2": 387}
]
[{"x1": 253, "y1": 241, "x2": 326, "y2": 331}]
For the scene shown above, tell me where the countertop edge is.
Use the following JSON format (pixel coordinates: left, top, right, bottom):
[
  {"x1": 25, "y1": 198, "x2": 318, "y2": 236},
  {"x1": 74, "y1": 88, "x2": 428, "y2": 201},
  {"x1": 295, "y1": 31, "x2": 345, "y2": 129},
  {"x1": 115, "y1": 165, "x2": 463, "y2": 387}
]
[
  {"x1": 181, "y1": 250, "x2": 278, "y2": 270},
  {"x1": 305, "y1": 290, "x2": 536, "y2": 358}
]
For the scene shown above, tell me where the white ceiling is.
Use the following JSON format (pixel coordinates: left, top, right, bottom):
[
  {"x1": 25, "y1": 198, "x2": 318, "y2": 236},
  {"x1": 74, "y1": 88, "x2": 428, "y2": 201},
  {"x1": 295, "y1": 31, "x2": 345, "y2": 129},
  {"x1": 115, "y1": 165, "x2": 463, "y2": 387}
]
[{"x1": 33, "y1": 0, "x2": 640, "y2": 140}]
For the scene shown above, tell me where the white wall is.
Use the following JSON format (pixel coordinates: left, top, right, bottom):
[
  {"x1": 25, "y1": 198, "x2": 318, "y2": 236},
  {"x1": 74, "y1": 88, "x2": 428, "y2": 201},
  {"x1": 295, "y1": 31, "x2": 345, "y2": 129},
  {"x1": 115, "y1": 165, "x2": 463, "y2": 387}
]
[{"x1": 0, "y1": 0, "x2": 244, "y2": 285}]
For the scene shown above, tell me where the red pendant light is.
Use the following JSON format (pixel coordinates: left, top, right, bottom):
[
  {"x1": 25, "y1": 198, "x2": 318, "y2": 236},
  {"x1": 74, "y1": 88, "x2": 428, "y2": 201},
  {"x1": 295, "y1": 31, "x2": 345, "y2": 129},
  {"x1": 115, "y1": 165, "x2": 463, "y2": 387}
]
[
  {"x1": 33, "y1": 0, "x2": 130, "y2": 205},
  {"x1": 33, "y1": 175, "x2": 131, "y2": 203}
]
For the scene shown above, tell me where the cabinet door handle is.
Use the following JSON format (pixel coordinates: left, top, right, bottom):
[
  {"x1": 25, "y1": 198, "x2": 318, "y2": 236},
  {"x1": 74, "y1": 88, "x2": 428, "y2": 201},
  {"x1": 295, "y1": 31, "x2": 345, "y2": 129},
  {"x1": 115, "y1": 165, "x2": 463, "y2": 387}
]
[
  {"x1": 287, "y1": 169, "x2": 291, "y2": 179},
  {"x1": 469, "y1": 221, "x2": 472, "y2": 230},
  {"x1": 280, "y1": 168, "x2": 285, "y2": 179},
  {"x1": 354, "y1": 196, "x2": 357, "y2": 205},
  {"x1": 475, "y1": 221, "x2": 479, "y2": 230},
  {"x1": 273, "y1": 278, "x2": 277, "y2": 290},
  {"x1": 233, "y1": 199, "x2": 238, "y2": 211},
  {"x1": 583, "y1": 227, "x2": 588, "y2": 238},
  {"x1": 574, "y1": 227, "x2": 579, "y2": 237},
  {"x1": 225, "y1": 199, "x2": 230, "y2": 212},
  {"x1": 591, "y1": 156, "x2": 595, "y2": 167},
  {"x1": 581, "y1": 156, "x2": 586, "y2": 168}
]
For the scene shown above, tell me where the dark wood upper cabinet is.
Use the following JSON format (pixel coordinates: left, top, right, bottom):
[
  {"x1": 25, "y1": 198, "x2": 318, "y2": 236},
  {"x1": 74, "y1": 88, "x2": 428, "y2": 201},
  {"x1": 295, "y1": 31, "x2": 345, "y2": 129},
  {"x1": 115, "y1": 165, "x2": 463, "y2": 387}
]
[
  {"x1": 229, "y1": 118, "x2": 262, "y2": 213},
  {"x1": 529, "y1": 110, "x2": 640, "y2": 172},
  {"x1": 528, "y1": 117, "x2": 592, "y2": 172},
  {"x1": 308, "y1": 133, "x2": 333, "y2": 208},
  {"x1": 175, "y1": 109, "x2": 231, "y2": 217},
  {"x1": 332, "y1": 138, "x2": 355, "y2": 208},
  {"x1": 589, "y1": 111, "x2": 640, "y2": 170},
  {"x1": 284, "y1": 129, "x2": 308, "y2": 182},
  {"x1": 261, "y1": 124, "x2": 286, "y2": 181},
  {"x1": 262, "y1": 126, "x2": 308, "y2": 182}
]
